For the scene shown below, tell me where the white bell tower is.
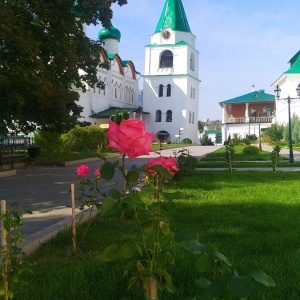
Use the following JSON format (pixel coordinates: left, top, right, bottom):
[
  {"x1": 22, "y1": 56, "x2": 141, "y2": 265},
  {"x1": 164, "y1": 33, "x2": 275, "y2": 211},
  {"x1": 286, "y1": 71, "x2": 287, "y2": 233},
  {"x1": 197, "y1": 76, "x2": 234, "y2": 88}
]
[{"x1": 143, "y1": 0, "x2": 200, "y2": 143}]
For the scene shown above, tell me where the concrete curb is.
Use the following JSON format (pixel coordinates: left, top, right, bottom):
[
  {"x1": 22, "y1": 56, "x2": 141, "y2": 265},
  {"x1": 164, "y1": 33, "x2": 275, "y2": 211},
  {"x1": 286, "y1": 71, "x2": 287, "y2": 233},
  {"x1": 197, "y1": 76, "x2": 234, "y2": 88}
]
[
  {"x1": 0, "y1": 170, "x2": 16, "y2": 177},
  {"x1": 19, "y1": 206, "x2": 98, "y2": 255}
]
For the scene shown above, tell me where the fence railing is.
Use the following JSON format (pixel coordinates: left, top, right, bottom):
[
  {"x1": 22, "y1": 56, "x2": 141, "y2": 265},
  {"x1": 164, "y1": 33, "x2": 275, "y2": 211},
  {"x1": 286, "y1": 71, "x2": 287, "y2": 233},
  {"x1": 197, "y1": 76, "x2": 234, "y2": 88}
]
[
  {"x1": 225, "y1": 117, "x2": 273, "y2": 124},
  {"x1": 0, "y1": 136, "x2": 34, "y2": 146}
]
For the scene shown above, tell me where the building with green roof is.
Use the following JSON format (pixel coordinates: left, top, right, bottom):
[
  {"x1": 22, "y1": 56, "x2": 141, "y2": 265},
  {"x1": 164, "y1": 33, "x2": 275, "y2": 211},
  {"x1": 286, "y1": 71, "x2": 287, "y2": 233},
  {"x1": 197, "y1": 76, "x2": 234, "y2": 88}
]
[
  {"x1": 272, "y1": 50, "x2": 300, "y2": 125},
  {"x1": 219, "y1": 86, "x2": 275, "y2": 144},
  {"x1": 76, "y1": 22, "x2": 142, "y2": 125}
]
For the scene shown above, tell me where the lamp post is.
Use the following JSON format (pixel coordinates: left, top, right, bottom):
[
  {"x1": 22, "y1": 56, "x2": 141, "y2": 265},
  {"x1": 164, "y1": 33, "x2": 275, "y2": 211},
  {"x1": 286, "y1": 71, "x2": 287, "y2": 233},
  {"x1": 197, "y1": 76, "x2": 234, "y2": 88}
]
[{"x1": 274, "y1": 84, "x2": 300, "y2": 163}]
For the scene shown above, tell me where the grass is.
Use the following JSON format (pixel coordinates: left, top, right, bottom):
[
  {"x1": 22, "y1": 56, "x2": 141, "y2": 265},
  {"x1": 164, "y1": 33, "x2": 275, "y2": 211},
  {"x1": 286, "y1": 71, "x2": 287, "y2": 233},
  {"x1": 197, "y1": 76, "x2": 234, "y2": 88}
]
[
  {"x1": 197, "y1": 145, "x2": 300, "y2": 168},
  {"x1": 15, "y1": 171, "x2": 300, "y2": 299}
]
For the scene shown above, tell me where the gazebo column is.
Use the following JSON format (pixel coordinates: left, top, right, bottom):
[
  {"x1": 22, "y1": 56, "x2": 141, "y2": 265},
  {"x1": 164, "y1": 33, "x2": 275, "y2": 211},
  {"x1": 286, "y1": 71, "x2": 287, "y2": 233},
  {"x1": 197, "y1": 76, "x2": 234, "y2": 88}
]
[{"x1": 245, "y1": 103, "x2": 249, "y2": 122}]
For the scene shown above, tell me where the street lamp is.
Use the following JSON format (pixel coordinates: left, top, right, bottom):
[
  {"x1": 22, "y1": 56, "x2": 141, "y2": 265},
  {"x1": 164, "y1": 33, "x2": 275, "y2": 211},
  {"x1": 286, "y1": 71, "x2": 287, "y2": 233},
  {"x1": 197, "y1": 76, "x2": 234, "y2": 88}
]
[{"x1": 274, "y1": 84, "x2": 300, "y2": 163}]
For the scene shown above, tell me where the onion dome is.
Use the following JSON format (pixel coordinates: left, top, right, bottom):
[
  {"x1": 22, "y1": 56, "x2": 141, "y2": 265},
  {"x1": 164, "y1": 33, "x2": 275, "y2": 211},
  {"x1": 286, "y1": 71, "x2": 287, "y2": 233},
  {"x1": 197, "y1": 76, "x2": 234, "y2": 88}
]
[{"x1": 98, "y1": 25, "x2": 121, "y2": 42}]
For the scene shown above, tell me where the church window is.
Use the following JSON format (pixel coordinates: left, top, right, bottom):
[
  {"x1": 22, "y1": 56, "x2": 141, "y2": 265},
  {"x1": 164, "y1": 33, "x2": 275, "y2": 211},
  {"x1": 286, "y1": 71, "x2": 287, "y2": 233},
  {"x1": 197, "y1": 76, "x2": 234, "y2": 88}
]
[
  {"x1": 189, "y1": 111, "x2": 192, "y2": 123},
  {"x1": 167, "y1": 84, "x2": 171, "y2": 97},
  {"x1": 131, "y1": 93, "x2": 134, "y2": 102},
  {"x1": 159, "y1": 84, "x2": 164, "y2": 97},
  {"x1": 190, "y1": 87, "x2": 193, "y2": 98},
  {"x1": 166, "y1": 110, "x2": 172, "y2": 122},
  {"x1": 155, "y1": 110, "x2": 162, "y2": 122},
  {"x1": 159, "y1": 50, "x2": 173, "y2": 68},
  {"x1": 190, "y1": 53, "x2": 195, "y2": 71}
]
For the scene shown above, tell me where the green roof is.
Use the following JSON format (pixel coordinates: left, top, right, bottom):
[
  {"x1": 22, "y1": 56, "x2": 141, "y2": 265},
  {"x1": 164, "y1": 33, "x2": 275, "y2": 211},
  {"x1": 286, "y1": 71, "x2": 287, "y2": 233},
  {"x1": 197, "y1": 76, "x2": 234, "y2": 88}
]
[
  {"x1": 155, "y1": 0, "x2": 191, "y2": 33},
  {"x1": 90, "y1": 107, "x2": 141, "y2": 118},
  {"x1": 205, "y1": 129, "x2": 221, "y2": 134},
  {"x1": 219, "y1": 90, "x2": 275, "y2": 105},
  {"x1": 284, "y1": 50, "x2": 300, "y2": 74},
  {"x1": 98, "y1": 25, "x2": 121, "y2": 42}
]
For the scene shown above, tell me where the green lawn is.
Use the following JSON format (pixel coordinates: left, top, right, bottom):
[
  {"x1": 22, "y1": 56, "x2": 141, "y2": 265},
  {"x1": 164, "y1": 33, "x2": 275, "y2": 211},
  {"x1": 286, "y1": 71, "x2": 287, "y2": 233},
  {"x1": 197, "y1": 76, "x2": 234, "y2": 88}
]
[
  {"x1": 197, "y1": 145, "x2": 300, "y2": 168},
  {"x1": 16, "y1": 171, "x2": 300, "y2": 299}
]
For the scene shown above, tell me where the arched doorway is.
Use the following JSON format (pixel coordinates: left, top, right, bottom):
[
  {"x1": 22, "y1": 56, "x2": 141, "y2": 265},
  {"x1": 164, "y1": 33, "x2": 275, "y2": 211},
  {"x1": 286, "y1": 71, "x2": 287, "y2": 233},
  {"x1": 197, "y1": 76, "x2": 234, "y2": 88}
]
[{"x1": 156, "y1": 130, "x2": 171, "y2": 143}]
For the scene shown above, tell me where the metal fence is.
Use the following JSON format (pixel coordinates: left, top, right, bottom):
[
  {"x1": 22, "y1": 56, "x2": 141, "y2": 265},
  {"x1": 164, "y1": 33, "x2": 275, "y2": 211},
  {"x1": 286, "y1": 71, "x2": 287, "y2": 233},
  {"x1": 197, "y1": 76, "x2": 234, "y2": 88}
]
[{"x1": 0, "y1": 136, "x2": 34, "y2": 146}]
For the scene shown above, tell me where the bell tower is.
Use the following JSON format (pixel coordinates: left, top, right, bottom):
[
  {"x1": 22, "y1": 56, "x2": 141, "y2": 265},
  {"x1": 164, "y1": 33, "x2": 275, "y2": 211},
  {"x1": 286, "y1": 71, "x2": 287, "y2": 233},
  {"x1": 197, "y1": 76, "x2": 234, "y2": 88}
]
[{"x1": 143, "y1": 0, "x2": 200, "y2": 143}]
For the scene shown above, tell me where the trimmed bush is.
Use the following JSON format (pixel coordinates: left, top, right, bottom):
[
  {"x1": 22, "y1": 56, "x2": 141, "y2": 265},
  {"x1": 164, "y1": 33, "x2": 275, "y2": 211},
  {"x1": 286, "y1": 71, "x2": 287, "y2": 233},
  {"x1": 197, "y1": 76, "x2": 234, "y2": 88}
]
[
  {"x1": 242, "y1": 145, "x2": 260, "y2": 155},
  {"x1": 62, "y1": 125, "x2": 107, "y2": 152},
  {"x1": 34, "y1": 130, "x2": 66, "y2": 160},
  {"x1": 181, "y1": 138, "x2": 192, "y2": 144}
]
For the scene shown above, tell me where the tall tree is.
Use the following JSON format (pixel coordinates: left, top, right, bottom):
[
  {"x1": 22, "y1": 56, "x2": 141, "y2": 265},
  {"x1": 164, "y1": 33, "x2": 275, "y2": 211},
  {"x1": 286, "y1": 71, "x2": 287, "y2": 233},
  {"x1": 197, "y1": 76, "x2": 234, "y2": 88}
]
[{"x1": 0, "y1": 0, "x2": 127, "y2": 135}]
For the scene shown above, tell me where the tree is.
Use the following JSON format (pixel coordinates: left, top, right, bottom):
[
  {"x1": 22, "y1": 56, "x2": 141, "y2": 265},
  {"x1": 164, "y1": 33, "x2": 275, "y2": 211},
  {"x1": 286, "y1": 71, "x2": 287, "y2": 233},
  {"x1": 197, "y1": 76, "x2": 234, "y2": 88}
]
[
  {"x1": 283, "y1": 113, "x2": 300, "y2": 144},
  {"x1": 0, "y1": 0, "x2": 127, "y2": 135},
  {"x1": 264, "y1": 124, "x2": 284, "y2": 143}
]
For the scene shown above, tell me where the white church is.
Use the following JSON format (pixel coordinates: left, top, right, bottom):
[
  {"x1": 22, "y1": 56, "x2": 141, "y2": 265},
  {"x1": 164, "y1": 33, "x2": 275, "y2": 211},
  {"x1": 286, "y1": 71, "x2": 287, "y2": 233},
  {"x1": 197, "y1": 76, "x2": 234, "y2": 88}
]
[{"x1": 77, "y1": 0, "x2": 200, "y2": 144}]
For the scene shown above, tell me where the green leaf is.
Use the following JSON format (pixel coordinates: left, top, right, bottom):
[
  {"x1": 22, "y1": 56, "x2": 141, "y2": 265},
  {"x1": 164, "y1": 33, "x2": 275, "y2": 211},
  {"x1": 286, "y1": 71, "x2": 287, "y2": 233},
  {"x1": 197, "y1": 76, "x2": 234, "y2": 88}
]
[
  {"x1": 213, "y1": 251, "x2": 232, "y2": 267},
  {"x1": 7, "y1": 290, "x2": 14, "y2": 299},
  {"x1": 230, "y1": 276, "x2": 251, "y2": 298},
  {"x1": 196, "y1": 253, "x2": 213, "y2": 272},
  {"x1": 99, "y1": 197, "x2": 118, "y2": 216},
  {"x1": 166, "y1": 252, "x2": 175, "y2": 265},
  {"x1": 128, "y1": 276, "x2": 139, "y2": 289},
  {"x1": 162, "y1": 272, "x2": 175, "y2": 293},
  {"x1": 102, "y1": 244, "x2": 120, "y2": 261},
  {"x1": 180, "y1": 239, "x2": 204, "y2": 254},
  {"x1": 160, "y1": 222, "x2": 170, "y2": 236},
  {"x1": 101, "y1": 161, "x2": 115, "y2": 181},
  {"x1": 148, "y1": 165, "x2": 172, "y2": 180},
  {"x1": 250, "y1": 270, "x2": 275, "y2": 287},
  {"x1": 209, "y1": 277, "x2": 229, "y2": 297},
  {"x1": 135, "y1": 242, "x2": 143, "y2": 256},
  {"x1": 195, "y1": 278, "x2": 211, "y2": 300},
  {"x1": 120, "y1": 242, "x2": 135, "y2": 258},
  {"x1": 126, "y1": 170, "x2": 139, "y2": 184},
  {"x1": 175, "y1": 228, "x2": 199, "y2": 242}
]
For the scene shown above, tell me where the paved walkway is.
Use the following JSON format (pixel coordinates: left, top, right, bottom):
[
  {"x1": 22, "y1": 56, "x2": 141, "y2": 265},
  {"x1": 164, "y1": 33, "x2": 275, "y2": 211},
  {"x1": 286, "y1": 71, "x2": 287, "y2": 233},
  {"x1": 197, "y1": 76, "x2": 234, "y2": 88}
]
[{"x1": 0, "y1": 144, "x2": 299, "y2": 253}]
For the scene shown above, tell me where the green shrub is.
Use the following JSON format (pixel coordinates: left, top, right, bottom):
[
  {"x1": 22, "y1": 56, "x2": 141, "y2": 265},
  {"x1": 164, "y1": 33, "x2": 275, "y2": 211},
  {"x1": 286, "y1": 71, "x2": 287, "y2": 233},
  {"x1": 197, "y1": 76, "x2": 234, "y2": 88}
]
[
  {"x1": 34, "y1": 130, "x2": 66, "y2": 160},
  {"x1": 181, "y1": 138, "x2": 192, "y2": 144},
  {"x1": 62, "y1": 125, "x2": 107, "y2": 152},
  {"x1": 174, "y1": 148, "x2": 198, "y2": 178},
  {"x1": 243, "y1": 145, "x2": 260, "y2": 155}
]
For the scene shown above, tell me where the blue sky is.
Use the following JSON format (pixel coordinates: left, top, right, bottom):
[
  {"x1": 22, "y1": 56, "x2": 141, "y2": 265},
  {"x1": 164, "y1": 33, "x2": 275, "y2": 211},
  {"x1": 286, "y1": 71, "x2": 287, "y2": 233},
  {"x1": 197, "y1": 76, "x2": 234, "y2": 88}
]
[{"x1": 86, "y1": 0, "x2": 300, "y2": 121}]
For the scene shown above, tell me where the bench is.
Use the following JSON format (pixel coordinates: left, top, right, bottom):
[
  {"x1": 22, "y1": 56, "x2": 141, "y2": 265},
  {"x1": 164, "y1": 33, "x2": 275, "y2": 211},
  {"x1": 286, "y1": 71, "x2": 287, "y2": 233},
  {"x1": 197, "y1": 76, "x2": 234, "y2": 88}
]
[{"x1": 0, "y1": 144, "x2": 28, "y2": 170}]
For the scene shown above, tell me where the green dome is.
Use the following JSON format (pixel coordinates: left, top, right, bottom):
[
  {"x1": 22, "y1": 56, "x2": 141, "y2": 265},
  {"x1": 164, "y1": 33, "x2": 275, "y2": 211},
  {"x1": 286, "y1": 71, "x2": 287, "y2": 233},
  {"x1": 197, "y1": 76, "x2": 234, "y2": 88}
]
[{"x1": 98, "y1": 25, "x2": 121, "y2": 42}]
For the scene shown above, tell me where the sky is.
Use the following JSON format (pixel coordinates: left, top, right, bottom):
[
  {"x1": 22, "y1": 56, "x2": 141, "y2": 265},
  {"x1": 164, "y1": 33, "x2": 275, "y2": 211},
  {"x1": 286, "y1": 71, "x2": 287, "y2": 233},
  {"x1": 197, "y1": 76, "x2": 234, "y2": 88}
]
[{"x1": 86, "y1": 0, "x2": 300, "y2": 121}]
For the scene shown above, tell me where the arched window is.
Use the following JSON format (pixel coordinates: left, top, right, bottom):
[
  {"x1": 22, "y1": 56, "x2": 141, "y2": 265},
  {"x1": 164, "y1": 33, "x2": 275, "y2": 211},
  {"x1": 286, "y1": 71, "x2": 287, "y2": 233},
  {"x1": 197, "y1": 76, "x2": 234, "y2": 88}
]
[
  {"x1": 190, "y1": 53, "x2": 195, "y2": 71},
  {"x1": 155, "y1": 110, "x2": 162, "y2": 122},
  {"x1": 189, "y1": 111, "x2": 192, "y2": 123},
  {"x1": 167, "y1": 84, "x2": 171, "y2": 97},
  {"x1": 158, "y1": 84, "x2": 164, "y2": 97},
  {"x1": 159, "y1": 50, "x2": 173, "y2": 68},
  {"x1": 115, "y1": 88, "x2": 117, "y2": 98},
  {"x1": 166, "y1": 110, "x2": 172, "y2": 122}
]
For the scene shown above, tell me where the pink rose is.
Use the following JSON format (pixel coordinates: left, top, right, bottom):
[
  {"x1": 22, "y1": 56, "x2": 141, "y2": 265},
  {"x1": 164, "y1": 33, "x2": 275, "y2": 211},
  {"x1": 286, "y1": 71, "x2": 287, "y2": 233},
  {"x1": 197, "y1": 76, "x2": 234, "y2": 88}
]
[
  {"x1": 146, "y1": 156, "x2": 179, "y2": 176},
  {"x1": 94, "y1": 168, "x2": 101, "y2": 177},
  {"x1": 107, "y1": 119, "x2": 155, "y2": 158},
  {"x1": 76, "y1": 165, "x2": 89, "y2": 177}
]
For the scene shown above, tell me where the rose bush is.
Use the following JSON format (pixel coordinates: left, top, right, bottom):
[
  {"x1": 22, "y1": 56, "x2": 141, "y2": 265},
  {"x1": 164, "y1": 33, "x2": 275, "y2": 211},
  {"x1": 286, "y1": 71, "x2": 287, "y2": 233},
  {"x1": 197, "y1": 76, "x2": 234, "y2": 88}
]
[
  {"x1": 146, "y1": 156, "x2": 179, "y2": 176},
  {"x1": 106, "y1": 119, "x2": 155, "y2": 158}
]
